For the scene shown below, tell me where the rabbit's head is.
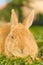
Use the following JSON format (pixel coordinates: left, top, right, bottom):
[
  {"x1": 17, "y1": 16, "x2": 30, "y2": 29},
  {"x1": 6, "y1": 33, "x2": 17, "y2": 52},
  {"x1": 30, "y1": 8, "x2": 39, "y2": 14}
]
[{"x1": 5, "y1": 9, "x2": 38, "y2": 59}]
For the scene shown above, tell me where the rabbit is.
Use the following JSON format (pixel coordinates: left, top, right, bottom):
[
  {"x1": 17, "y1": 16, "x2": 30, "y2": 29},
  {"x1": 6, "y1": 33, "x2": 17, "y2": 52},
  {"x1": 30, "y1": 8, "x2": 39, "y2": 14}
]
[{"x1": 0, "y1": 9, "x2": 38, "y2": 59}]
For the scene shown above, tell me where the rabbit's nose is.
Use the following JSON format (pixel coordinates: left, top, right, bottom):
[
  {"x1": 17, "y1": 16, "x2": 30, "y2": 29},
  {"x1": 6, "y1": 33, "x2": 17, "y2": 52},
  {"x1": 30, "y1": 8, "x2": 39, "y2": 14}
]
[{"x1": 20, "y1": 49, "x2": 24, "y2": 53}]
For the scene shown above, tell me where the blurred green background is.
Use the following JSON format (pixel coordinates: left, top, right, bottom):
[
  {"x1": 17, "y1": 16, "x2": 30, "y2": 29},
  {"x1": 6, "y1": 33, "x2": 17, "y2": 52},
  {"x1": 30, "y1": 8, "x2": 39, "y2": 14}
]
[{"x1": 0, "y1": 0, "x2": 43, "y2": 55}]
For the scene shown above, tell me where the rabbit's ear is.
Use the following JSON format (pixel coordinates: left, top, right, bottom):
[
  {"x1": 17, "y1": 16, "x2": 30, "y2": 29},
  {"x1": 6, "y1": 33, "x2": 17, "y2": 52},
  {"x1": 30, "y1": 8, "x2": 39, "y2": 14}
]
[
  {"x1": 10, "y1": 9, "x2": 18, "y2": 27},
  {"x1": 23, "y1": 10, "x2": 35, "y2": 29}
]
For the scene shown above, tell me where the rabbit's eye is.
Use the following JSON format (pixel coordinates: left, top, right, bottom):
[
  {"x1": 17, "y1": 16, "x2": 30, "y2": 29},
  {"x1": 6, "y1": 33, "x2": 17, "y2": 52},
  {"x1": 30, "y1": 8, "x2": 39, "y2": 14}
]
[{"x1": 11, "y1": 35, "x2": 14, "y2": 39}]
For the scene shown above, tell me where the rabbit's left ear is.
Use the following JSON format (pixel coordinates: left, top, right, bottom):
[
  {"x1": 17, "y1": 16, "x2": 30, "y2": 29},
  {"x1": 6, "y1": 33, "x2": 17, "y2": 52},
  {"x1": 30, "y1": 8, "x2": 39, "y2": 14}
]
[
  {"x1": 10, "y1": 9, "x2": 18, "y2": 28},
  {"x1": 23, "y1": 10, "x2": 35, "y2": 29}
]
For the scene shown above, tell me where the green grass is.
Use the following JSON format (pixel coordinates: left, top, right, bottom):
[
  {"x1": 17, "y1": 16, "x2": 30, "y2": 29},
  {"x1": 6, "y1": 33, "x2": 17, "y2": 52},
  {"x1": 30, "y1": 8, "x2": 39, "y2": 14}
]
[
  {"x1": 0, "y1": 54, "x2": 43, "y2": 65},
  {"x1": 30, "y1": 25, "x2": 43, "y2": 47}
]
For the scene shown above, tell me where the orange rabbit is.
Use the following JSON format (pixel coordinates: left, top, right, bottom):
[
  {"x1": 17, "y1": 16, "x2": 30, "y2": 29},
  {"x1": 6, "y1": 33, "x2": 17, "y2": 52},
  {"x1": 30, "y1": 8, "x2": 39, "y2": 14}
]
[{"x1": 0, "y1": 9, "x2": 38, "y2": 59}]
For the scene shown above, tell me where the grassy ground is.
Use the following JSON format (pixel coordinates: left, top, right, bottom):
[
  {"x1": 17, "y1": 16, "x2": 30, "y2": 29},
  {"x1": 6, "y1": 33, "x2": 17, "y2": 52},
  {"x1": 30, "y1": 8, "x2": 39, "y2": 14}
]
[
  {"x1": 0, "y1": 54, "x2": 43, "y2": 65},
  {"x1": 30, "y1": 25, "x2": 43, "y2": 47}
]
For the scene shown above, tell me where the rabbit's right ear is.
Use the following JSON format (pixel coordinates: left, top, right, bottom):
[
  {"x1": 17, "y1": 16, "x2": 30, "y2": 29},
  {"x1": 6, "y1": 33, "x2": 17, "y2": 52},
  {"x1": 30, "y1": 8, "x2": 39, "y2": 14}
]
[
  {"x1": 10, "y1": 9, "x2": 18, "y2": 28},
  {"x1": 23, "y1": 10, "x2": 35, "y2": 29}
]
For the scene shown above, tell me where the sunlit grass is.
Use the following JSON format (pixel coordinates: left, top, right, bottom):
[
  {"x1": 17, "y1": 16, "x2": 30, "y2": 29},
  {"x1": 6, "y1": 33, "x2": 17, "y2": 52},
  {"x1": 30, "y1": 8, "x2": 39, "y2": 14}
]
[
  {"x1": 30, "y1": 25, "x2": 43, "y2": 47},
  {"x1": 0, "y1": 54, "x2": 43, "y2": 65}
]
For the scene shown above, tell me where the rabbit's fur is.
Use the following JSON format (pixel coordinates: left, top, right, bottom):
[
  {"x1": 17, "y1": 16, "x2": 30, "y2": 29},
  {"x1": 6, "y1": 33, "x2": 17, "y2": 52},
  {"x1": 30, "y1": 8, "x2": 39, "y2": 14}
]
[
  {"x1": 0, "y1": 9, "x2": 38, "y2": 59},
  {"x1": 0, "y1": 23, "x2": 10, "y2": 54}
]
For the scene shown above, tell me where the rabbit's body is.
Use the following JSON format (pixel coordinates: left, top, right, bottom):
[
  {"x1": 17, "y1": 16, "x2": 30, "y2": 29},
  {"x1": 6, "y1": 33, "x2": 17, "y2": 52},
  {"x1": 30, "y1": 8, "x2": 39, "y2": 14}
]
[
  {"x1": 0, "y1": 9, "x2": 38, "y2": 59},
  {"x1": 0, "y1": 23, "x2": 10, "y2": 53}
]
